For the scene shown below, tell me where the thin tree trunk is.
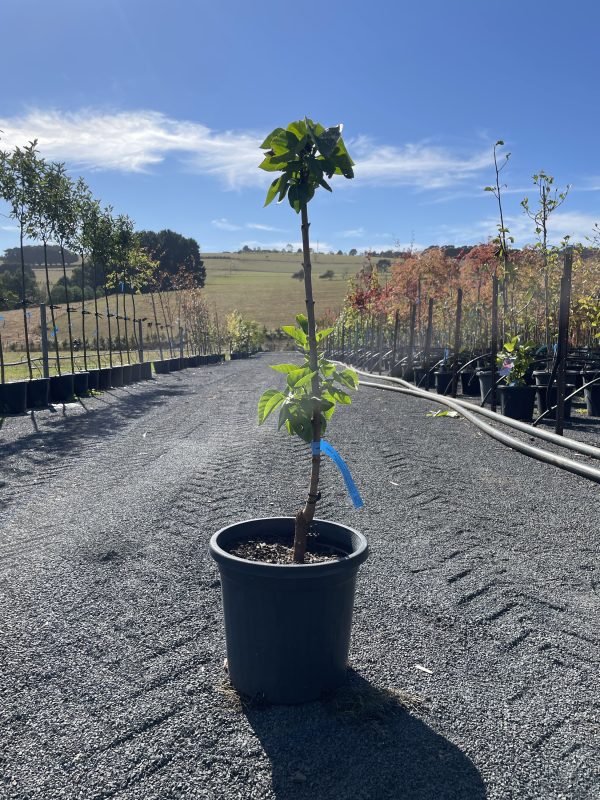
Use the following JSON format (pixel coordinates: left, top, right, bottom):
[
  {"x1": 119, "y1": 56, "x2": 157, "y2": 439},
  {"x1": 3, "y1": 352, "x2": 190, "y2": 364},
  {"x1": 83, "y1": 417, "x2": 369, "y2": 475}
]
[
  {"x1": 19, "y1": 226, "x2": 33, "y2": 379},
  {"x1": 150, "y1": 292, "x2": 163, "y2": 359},
  {"x1": 60, "y1": 243, "x2": 75, "y2": 373},
  {"x1": 80, "y1": 255, "x2": 88, "y2": 371},
  {"x1": 43, "y1": 241, "x2": 61, "y2": 376},
  {"x1": 104, "y1": 286, "x2": 113, "y2": 368},
  {"x1": 293, "y1": 203, "x2": 321, "y2": 564},
  {"x1": 93, "y1": 262, "x2": 101, "y2": 369}
]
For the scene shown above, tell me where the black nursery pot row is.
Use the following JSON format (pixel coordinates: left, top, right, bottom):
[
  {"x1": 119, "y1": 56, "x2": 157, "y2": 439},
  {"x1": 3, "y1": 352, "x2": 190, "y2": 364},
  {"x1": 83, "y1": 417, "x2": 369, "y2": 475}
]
[
  {"x1": 0, "y1": 361, "x2": 155, "y2": 415},
  {"x1": 152, "y1": 353, "x2": 224, "y2": 374}
]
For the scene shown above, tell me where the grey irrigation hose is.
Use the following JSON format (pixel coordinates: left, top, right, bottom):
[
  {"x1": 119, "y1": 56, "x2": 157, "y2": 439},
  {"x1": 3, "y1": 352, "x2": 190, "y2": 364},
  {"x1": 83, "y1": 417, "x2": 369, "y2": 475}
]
[
  {"x1": 357, "y1": 378, "x2": 600, "y2": 485},
  {"x1": 349, "y1": 366, "x2": 600, "y2": 462}
]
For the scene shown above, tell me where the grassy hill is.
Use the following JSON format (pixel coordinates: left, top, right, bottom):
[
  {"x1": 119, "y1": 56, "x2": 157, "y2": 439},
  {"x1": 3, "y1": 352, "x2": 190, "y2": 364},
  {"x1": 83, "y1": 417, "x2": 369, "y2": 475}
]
[{"x1": 2, "y1": 251, "x2": 364, "y2": 348}]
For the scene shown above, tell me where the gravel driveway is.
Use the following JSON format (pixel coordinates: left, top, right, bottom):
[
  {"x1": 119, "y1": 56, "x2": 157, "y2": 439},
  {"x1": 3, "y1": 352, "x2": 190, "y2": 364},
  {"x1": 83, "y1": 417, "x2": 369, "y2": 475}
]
[{"x1": 0, "y1": 353, "x2": 598, "y2": 799}]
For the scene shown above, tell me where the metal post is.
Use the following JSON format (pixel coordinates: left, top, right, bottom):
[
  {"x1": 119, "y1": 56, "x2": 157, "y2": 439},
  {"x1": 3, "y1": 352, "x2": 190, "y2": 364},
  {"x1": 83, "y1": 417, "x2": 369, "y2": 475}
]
[
  {"x1": 179, "y1": 327, "x2": 184, "y2": 358},
  {"x1": 138, "y1": 319, "x2": 144, "y2": 363},
  {"x1": 40, "y1": 303, "x2": 50, "y2": 379},
  {"x1": 391, "y1": 310, "x2": 399, "y2": 372},
  {"x1": 451, "y1": 288, "x2": 463, "y2": 398},
  {"x1": 555, "y1": 247, "x2": 573, "y2": 435},
  {"x1": 491, "y1": 274, "x2": 499, "y2": 413}
]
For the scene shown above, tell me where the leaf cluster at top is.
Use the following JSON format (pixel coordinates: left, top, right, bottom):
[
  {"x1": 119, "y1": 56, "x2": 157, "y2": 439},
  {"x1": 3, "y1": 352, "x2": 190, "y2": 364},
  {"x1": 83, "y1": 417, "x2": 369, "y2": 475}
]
[
  {"x1": 259, "y1": 118, "x2": 355, "y2": 213},
  {"x1": 258, "y1": 314, "x2": 359, "y2": 443}
]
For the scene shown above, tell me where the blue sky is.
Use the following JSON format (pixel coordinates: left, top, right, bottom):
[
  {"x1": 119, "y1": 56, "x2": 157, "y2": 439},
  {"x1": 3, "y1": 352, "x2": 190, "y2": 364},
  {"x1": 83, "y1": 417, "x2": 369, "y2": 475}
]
[{"x1": 1, "y1": 0, "x2": 599, "y2": 255}]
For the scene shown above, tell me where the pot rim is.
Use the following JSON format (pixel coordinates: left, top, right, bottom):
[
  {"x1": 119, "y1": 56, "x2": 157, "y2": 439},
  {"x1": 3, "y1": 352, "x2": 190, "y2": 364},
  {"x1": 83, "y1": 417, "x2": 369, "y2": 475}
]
[{"x1": 210, "y1": 516, "x2": 368, "y2": 577}]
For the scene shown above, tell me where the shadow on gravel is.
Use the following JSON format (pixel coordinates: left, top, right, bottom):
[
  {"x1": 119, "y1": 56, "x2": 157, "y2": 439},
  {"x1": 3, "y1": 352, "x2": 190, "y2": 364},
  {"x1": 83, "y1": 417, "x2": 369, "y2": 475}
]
[
  {"x1": 0, "y1": 383, "x2": 188, "y2": 467},
  {"x1": 244, "y1": 673, "x2": 486, "y2": 800}
]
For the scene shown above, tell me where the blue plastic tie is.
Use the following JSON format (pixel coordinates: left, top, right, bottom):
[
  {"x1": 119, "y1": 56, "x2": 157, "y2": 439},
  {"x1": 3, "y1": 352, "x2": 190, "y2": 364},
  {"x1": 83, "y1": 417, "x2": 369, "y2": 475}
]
[{"x1": 312, "y1": 439, "x2": 364, "y2": 509}]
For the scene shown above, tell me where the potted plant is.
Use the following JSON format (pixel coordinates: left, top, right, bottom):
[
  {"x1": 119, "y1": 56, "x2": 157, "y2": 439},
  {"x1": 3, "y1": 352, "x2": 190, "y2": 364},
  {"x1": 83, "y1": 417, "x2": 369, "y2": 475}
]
[
  {"x1": 209, "y1": 119, "x2": 368, "y2": 704},
  {"x1": 496, "y1": 335, "x2": 537, "y2": 421}
]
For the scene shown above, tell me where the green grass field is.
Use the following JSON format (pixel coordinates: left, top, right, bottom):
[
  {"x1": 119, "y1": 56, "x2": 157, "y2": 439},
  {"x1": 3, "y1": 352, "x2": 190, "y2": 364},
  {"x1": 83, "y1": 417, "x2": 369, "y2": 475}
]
[{"x1": 2, "y1": 252, "x2": 363, "y2": 352}]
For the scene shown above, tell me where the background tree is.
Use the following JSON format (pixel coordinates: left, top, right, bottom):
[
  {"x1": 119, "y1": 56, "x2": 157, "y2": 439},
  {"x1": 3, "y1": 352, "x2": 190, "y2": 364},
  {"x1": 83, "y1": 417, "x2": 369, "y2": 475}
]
[
  {"x1": 521, "y1": 170, "x2": 570, "y2": 349},
  {"x1": 0, "y1": 141, "x2": 40, "y2": 377},
  {"x1": 137, "y1": 229, "x2": 206, "y2": 290}
]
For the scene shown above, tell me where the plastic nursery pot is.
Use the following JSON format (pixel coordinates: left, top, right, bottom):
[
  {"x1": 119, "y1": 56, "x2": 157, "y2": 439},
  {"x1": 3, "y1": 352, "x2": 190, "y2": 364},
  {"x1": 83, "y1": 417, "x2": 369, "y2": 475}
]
[
  {"x1": 460, "y1": 370, "x2": 480, "y2": 396},
  {"x1": 49, "y1": 373, "x2": 75, "y2": 404},
  {"x1": 86, "y1": 369, "x2": 101, "y2": 391},
  {"x1": 434, "y1": 370, "x2": 454, "y2": 395},
  {"x1": 121, "y1": 364, "x2": 133, "y2": 385},
  {"x1": 110, "y1": 365, "x2": 124, "y2": 388},
  {"x1": 582, "y1": 372, "x2": 600, "y2": 415},
  {"x1": 535, "y1": 384, "x2": 574, "y2": 419},
  {"x1": 73, "y1": 371, "x2": 89, "y2": 397},
  {"x1": 26, "y1": 377, "x2": 50, "y2": 409},
  {"x1": 0, "y1": 380, "x2": 28, "y2": 414},
  {"x1": 401, "y1": 364, "x2": 414, "y2": 382},
  {"x1": 497, "y1": 385, "x2": 537, "y2": 422},
  {"x1": 413, "y1": 367, "x2": 433, "y2": 390},
  {"x1": 169, "y1": 357, "x2": 181, "y2": 371},
  {"x1": 140, "y1": 362, "x2": 153, "y2": 380},
  {"x1": 476, "y1": 370, "x2": 494, "y2": 405},
  {"x1": 209, "y1": 353, "x2": 222, "y2": 365},
  {"x1": 209, "y1": 517, "x2": 369, "y2": 705},
  {"x1": 153, "y1": 359, "x2": 170, "y2": 375},
  {"x1": 130, "y1": 363, "x2": 142, "y2": 382},
  {"x1": 98, "y1": 367, "x2": 113, "y2": 390}
]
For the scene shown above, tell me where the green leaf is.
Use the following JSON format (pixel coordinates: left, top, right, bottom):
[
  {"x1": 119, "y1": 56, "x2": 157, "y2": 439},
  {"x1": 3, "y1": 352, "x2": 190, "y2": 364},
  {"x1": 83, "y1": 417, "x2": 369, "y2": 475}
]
[
  {"x1": 270, "y1": 363, "x2": 303, "y2": 374},
  {"x1": 295, "y1": 313, "x2": 308, "y2": 333},
  {"x1": 281, "y1": 325, "x2": 308, "y2": 347},
  {"x1": 288, "y1": 369, "x2": 315, "y2": 390},
  {"x1": 258, "y1": 389, "x2": 286, "y2": 424},
  {"x1": 259, "y1": 155, "x2": 282, "y2": 172},
  {"x1": 334, "y1": 368, "x2": 359, "y2": 390},
  {"x1": 316, "y1": 327, "x2": 334, "y2": 342},
  {"x1": 260, "y1": 128, "x2": 285, "y2": 150},
  {"x1": 264, "y1": 176, "x2": 282, "y2": 207}
]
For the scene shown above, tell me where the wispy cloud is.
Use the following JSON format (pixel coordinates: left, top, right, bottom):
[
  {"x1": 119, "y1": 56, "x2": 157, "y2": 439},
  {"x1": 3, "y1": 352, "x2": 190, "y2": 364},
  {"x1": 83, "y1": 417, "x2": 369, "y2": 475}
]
[
  {"x1": 0, "y1": 108, "x2": 498, "y2": 193},
  {"x1": 0, "y1": 108, "x2": 264, "y2": 188},
  {"x1": 0, "y1": 224, "x2": 19, "y2": 232},
  {"x1": 246, "y1": 223, "x2": 283, "y2": 232},
  {"x1": 351, "y1": 136, "x2": 492, "y2": 189},
  {"x1": 338, "y1": 227, "x2": 366, "y2": 238},
  {"x1": 211, "y1": 218, "x2": 241, "y2": 230},
  {"x1": 436, "y1": 209, "x2": 600, "y2": 246}
]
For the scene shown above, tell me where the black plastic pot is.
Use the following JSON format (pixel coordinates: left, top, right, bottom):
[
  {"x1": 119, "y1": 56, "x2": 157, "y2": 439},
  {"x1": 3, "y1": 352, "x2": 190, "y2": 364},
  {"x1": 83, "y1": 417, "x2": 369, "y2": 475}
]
[
  {"x1": 130, "y1": 363, "x2": 142, "y2": 382},
  {"x1": 110, "y1": 365, "x2": 124, "y2": 388},
  {"x1": 434, "y1": 370, "x2": 453, "y2": 395},
  {"x1": 49, "y1": 373, "x2": 75, "y2": 404},
  {"x1": 0, "y1": 380, "x2": 28, "y2": 414},
  {"x1": 460, "y1": 371, "x2": 480, "y2": 396},
  {"x1": 401, "y1": 364, "x2": 414, "y2": 382},
  {"x1": 98, "y1": 367, "x2": 112, "y2": 390},
  {"x1": 26, "y1": 377, "x2": 50, "y2": 409},
  {"x1": 208, "y1": 353, "x2": 222, "y2": 365},
  {"x1": 140, "y1": 362, "x2": 153, "y2": 380},
  {"x1": 498, "y1": 385, "x2": 536, "y2": 422},
  {"x1": 584, "y1": 377, "x2": 600, "y2": 416},
  {"x1": 73, "y1": 372, "x2": 89, "y2": 397},
  {"x1": 121, "y1": 364, "x2": 133, "y2": 385},
  {"x1": 153, "y1": 359, "x2": 170, "y2": 375},
  {"x1": 535, "y1": 384, "x2": 574, "y2": 419},
  {"x1": 413, "y1": 366, "x2": 433, "y2": 390},
  {"x1": 169, "y1": 357, "x2": 181, "y2": 371},
  {"x1": 476, "y1": 370, "x2": 493, "y2": 405},
  {"x1": 209, "y1": 517, "x2": 368, "y2": 705},
  {"x1": 86, "y1": 369, "x2": 101, "y2": 391}
]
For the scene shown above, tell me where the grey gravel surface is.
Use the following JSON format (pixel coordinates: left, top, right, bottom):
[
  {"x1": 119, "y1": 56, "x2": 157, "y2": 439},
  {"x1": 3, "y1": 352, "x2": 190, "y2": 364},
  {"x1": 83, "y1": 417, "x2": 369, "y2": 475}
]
[{"x1": 0, "y1": 354, "x2": 598, "y2": 800}]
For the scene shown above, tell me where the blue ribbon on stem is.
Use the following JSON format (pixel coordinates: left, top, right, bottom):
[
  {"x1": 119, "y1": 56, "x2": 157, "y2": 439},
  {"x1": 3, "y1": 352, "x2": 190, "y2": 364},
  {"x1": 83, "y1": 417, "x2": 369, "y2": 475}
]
[{"x1": 312, "y1": 439, "x2": 364, "y2": 509}]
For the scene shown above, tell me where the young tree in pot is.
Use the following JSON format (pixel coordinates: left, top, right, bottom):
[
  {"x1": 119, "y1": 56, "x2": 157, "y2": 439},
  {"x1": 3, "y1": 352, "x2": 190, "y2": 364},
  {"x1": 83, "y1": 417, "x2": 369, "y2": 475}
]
[
  {"x1": 209, "y1": 119, "x2": 367, "y2": 704},
  {"x1": 257, "y1": 118, "x2": 359, "y2": 563}
]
